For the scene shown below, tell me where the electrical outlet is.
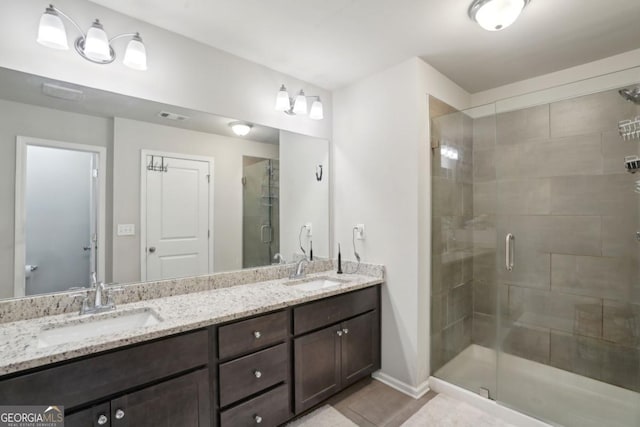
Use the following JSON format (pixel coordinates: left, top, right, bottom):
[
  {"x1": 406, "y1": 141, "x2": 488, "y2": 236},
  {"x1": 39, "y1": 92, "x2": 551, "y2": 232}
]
[
  {"x1": 305, "y1": 223, "x2": 313, "y2": 236},
  {"x1": 355, "y1": 224, "x2": 365, "y2": 240},
  {"x1": 117, "y1": 224, "x2": 135, "y2": 236}
]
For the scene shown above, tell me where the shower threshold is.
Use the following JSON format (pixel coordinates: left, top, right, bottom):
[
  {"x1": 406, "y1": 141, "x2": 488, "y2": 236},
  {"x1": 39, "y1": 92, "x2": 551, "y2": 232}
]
[{"x1": 433, "y1": 345, "x2": 639, "y2": 427}]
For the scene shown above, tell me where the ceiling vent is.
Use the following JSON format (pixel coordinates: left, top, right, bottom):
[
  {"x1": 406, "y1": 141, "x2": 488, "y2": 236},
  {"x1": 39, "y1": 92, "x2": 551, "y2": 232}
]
[
  {"x1": 157, "y1": 111, "x2": 189, "y2": 121},
  {"x1": 42, "y1": 83, "x2": 84, "y2": 102}
]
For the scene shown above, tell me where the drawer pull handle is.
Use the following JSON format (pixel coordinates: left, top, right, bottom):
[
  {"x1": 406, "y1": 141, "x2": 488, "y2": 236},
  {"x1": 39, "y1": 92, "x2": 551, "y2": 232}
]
[
  {"x1": 336, "y1": 330, "x2": 343, "y2": 337},
  {"x1": 253, "y1": 331, "x2": 261, "y2": 339},
  {"x1": 254, "y1": 369, "x2": 262, "y2": 378},
  {"x1": 115, "y1": 409, "x2": 125, "y2": 420},
  {"x1": 254, "y1": 415, "x2": 263, "y2": 424},
  {"x1": 98, "y1": 414, "x2": 108, "y2": 425},
  {"x1": 343, "y1": 328, "x2": 349, "y2": 335}
]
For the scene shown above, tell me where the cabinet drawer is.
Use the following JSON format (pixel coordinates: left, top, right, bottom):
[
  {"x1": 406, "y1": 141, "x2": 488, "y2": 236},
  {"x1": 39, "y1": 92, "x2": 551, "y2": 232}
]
[
  {"x1": 219, "y1": 343, "x2": 288, "y2": 407},
  {"x1": 218, "y1": 311, "x2": 288, "y2": 359},
  {"x1": 0, "y1": 330, "x2": 208, "y2": 410},
  {"x1": 220, "y1": 384, "x2": 290, "y2": 427},
  {"x1": 294, "y1": 286, "x2": 377, "y2": 335}
]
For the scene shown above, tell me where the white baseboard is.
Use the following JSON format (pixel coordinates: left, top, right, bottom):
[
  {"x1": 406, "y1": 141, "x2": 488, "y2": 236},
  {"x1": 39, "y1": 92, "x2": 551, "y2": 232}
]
[
  {"x1": 428, "y1": 376, "x2": 552, "y2": 427},
  {"x1": 371, "y1": 371, "x2": 430, "y2": 399}
]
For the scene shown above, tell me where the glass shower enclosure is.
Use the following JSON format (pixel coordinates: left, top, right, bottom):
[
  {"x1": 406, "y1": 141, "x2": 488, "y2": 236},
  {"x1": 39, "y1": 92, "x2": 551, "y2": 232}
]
[
  {"x1": 430, "y1": 81, "x2": 640, "y2": 427},
  {"x1": 242, "y1": 157, "x2": 280, "y2": 268}
]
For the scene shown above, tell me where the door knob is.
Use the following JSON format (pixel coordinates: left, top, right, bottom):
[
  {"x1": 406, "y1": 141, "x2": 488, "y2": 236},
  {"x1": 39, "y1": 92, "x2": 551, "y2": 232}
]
[
  {"x1": 148, "y1": 246, "x2": 156, "y2": 253},
  {"x1": 254, "y1": 370, "x2": 262, "y2": 378},
  {"x1": 97, "y1": 414, "x2": 108, "y2": 425},
  {"x1": 254, "y1": 415, "x2": 262, "y2": 424},
  {"x1": 115, "y1": 409, "x2": 125, "y2": 420}
]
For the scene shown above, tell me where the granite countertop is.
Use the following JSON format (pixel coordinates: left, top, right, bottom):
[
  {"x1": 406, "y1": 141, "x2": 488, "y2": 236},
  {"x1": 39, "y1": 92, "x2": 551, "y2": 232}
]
[{"x1": 0, "y1": 270, "x2": 383, "y2": 376}]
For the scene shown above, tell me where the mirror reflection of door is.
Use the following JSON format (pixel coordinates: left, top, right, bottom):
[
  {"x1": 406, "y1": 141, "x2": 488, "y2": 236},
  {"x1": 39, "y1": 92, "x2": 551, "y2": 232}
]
[
  {"x1": 242, "y1": 157, "x2": 280, "y2": 268},
  {"x1": 143, "y1": 154, "x2": 212, "y2": 281},
  {"x1": 24, "y1": 145, "x2": 98, "y2": 295}
]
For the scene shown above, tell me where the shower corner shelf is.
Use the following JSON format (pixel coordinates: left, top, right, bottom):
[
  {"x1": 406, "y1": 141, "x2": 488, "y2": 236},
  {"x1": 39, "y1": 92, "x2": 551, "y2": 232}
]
[{"x1": 618, "y1": 116, "x2": 640, "y2": 141}]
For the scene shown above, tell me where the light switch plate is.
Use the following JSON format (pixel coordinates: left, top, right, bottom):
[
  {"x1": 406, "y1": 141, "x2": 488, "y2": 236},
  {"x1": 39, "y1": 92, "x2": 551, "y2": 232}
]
[
  {"x1": 117, "y1": 224, "x2": 135, "y2": 236},
  {"x1": 355, "y1": 224, "x2": 365, "y2": 240},
  {"x1": 305, "y1": 223, "x2": 313, "y2": 236}
]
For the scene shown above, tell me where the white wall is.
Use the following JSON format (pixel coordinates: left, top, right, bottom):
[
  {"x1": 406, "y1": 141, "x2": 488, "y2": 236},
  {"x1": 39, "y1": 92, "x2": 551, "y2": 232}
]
[
  {"x1": 0, "y1": 0, "x2": 331, "y2": 140},
  {"x1": 279, "y1": 131, "x2": 329, "y2": 262},
  {"x1": 112, "y1": 118, "x2": 278, "y2": 283},
  {"x1": 333, "y1": 56, "x2": 470, "y2": 391},
  {"x1": 0, "y1": 99, "x2": 112, "y2": 298},
  {"x1": 471, "y1": 49, "x2": 640, "y2": 110}
]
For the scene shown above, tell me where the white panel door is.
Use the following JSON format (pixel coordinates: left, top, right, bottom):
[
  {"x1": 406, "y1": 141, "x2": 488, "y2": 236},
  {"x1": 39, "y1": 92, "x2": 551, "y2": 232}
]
[{"x1": 146, "y1": 156, "x2": 210, "y2": 281}]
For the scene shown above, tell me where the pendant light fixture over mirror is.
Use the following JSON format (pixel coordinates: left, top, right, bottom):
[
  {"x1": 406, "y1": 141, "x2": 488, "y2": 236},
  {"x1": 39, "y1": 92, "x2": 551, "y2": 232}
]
[
  {"x1": 274, "y1": 85, "x2": 324, "y2": 120},
  {"x1": 468, "y1": 0, "x2": 530, "y2": 31},
  {"x1": 37, "y1": 4, "x2": 147, "y2": 70}
]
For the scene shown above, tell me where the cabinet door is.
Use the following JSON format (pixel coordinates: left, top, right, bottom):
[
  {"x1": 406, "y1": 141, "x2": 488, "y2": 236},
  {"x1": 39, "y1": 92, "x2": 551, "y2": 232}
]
[
  {"x1": 341, "y1": 311, "x2": 379, "y2": 387},
  {"x1": 110, "y1": 369, "x2": 210, "y2": 427},
  {"x1": 66, "y1": 402, "x2": 111, "y2": 427},
  {"x1": 293, "y1": 324, "x2": 341, "y2": 413}
]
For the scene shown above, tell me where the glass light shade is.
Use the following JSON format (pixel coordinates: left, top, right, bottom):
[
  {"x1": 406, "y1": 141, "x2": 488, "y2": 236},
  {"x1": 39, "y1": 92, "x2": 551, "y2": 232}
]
[
  {"x1": 275, "y1": 85, "x2": 291, "y2": 112},
  {"x1": 309, "y1": 99, "x2": 324, "y2": 120},
  {"x1": 84, "y1": 20, "x2": 111, "y2": 61},
  {"x1": 123, "y1": 35, "x2": 147, "y2": 70},
  {"x1": 230, "y1": 122, "x2": 252, "y2": 136},
  {"x1": 471, "y1": 0, "x2": 527, "y2": 31},
  {"x1": 293, "y1": 90, "x2": 308, "y2": 115},
  {"x1": 37, "y1": 8, "x2": 68, "y2": 50}
]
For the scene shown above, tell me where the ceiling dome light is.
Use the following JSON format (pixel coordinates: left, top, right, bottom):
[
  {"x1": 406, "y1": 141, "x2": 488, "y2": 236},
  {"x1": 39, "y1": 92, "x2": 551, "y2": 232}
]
[
  {"x1": 83, "y1": 19, "x2": 112, "y2": 61},
  {"x1": 275, "y1": 84, "x2": 291, "y2": 112},
  {"x1": 469, "y1": 0, "x2": 530, "y2": 31},
  {"x1": 123, "y1": 33, "x2": 147, "y2": 70},
  {"x1": 37, "y1": 6, "x2": 68, "y2": 50},
  {"x1": 229, "y1": 121, "x2": 253, "y2": 136},
  {"x1": 309, "y1": 98, "x2": 324, "y2": 120}
]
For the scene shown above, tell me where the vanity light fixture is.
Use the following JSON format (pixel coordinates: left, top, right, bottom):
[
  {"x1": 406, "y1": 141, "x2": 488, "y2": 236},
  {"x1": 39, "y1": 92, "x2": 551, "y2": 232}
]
[
  {"x1": 274, "y1": 85, "x2": 324, "y2": 120},
  {"x1": 229, "y1": 121, "x2": 253, "y2": 136},
  {"x1": 37, "y1": 4, "x2": 148, "y2": 70},
  {"x1": 468, "y1": 0, "x2": 530, "y2": 31}
]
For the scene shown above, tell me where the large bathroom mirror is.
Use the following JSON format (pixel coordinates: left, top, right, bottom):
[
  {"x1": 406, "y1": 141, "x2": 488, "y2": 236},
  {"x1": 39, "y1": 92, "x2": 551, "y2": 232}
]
[{"x1": 0, "y1": 67, "x2": 330, "y2": 299}]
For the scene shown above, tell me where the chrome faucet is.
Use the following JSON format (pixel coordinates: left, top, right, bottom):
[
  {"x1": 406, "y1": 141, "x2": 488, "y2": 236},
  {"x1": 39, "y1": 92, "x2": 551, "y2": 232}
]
[
  {"x1": 71, "y1": 274, "x2": 121, "y2": 315},
  {"x1": 290, "y1": 257, "x2": 309, "y2": 279},
  {"x1": 273, "y1": 253, "x2": 287, "y2": 264}
]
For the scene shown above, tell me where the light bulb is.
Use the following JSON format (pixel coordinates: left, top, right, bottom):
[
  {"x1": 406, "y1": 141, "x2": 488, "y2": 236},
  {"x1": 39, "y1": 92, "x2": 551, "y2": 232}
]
[
  {"x1": 469, "y1": 0, "x2": 527, "y2": 31},
  {"x1": 229, "y1": 121, "x2": 252, "y2": 136},
  {"x1": 275, "y1": 85, "x2": 291, "y2": 112},
  {"x1": 37, "y1": 6, "x2": 68, "y2": 50},
  {"x1": 293, "y1": 90, "x2": 307, "y2": 115},
  {"x1": 309, "y1": 98, "x2": 324, "y2": 120},
  {"x1": 83, "y1": 19, "x2": 111, "y2": 61},
  {"x1": 123, "y1": 33, "x2": 147, "y2": 70}
]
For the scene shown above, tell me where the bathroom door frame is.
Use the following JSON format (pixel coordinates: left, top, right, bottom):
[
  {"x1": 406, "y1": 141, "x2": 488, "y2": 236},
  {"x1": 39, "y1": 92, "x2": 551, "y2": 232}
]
[
  {"x1": 14, "y1": 136, "x2": 107, "y2": 297},
  {"x1": 139, "y1": 149, "x2": 215, "y2": 281}
]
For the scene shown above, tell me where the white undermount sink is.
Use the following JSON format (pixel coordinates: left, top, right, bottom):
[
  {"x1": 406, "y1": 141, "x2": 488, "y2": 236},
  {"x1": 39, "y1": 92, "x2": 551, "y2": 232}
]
[
  {"x1": 37, "y1": 308, "x2": 162, "y2": 349},
  {"x1": 286, "y1": 276, "x2": 349, "y2": 291}
]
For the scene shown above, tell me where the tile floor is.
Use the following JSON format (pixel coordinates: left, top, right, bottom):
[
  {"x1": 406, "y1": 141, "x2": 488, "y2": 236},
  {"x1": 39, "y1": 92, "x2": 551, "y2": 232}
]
[{"x1": 326, "y1": 378, "x2": 438, "y2": 426}]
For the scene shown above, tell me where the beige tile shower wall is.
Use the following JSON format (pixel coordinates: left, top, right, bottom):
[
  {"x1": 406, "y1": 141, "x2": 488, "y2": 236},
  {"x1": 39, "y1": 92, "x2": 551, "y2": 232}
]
[
  {"x1": 430, "y1": 106, "x2": 475, "y2": 373},
  {"x1": 471, "y1": 89, "x2": 640, "y2": 392}
]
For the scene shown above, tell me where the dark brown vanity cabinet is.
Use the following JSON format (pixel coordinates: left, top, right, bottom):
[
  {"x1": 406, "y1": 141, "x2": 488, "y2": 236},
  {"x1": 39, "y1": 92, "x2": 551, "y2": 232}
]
[
  {"x1": 0, "y1": 284, "x2": 381, "y2": 427},
  {"x1": 0, "y1": 330, "x2": 211, "y2": 427},
  {"x1": 65, "y1": 369, "x2": 210, "y2": 427},
  {"x1": 216, "y1": 311, "x2": 291, "y2": 427},
  {"x1": 293, "y1": 287, "x2": 380, "y2": 413}
]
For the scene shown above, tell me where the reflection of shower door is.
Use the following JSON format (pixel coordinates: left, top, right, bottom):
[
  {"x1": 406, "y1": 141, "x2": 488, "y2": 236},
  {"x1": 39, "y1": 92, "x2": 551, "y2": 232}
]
[{"x1": 242, "y1": 157, "x2": 280, "y2": 268}]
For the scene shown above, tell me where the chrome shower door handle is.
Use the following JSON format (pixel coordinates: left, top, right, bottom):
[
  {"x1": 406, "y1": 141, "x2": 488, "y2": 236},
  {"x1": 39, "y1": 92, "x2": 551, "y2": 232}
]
[{"x1": 505, "y1": 233, "x2": 514, "y2": 271}]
